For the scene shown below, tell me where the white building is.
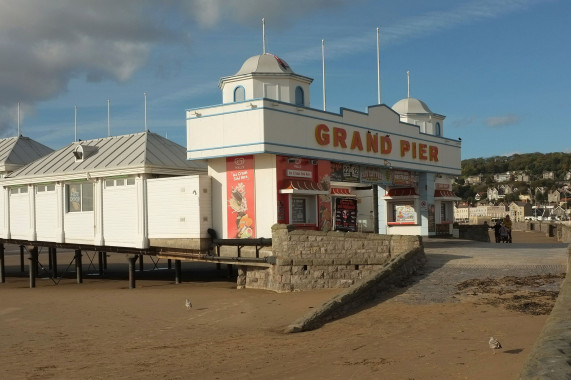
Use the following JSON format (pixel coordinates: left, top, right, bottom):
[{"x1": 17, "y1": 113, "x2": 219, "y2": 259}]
[{"x1": 187, "y1": 53, "x2": 461, "y2": 238}]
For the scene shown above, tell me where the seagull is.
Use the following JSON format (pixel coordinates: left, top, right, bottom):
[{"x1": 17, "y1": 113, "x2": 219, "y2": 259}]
[
  {"x1": 185, "y1": 298, "x2": 192, "y2": 310},
  {"x1": 489, "y1": 337, "x2": 502, "y2": 354}
]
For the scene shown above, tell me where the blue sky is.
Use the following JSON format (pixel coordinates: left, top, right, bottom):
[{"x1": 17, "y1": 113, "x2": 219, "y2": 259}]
[{"x1": 1, "y1": 0, "x2": 568, "y2": 159}]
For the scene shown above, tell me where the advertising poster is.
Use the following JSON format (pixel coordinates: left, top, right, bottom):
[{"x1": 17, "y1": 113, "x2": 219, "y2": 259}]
[
  {"x1": 394, "y1": 204, "x2": 416, "y2": 224},
  {"x1": 226, "y1": 155, "x2": 256, "y2": 238},
  {"x1": 360, "y1": 166, "x2": 393, "y2": 185},
  {"x1": 428, "y1": 203, "x2": 436, "y2": 232},
  {"x1": 393, "y1": 170, "x2": 414, "y2": 186},
  {"x1": 335, "y1": 198, "x2": 357, "y2": 232}
]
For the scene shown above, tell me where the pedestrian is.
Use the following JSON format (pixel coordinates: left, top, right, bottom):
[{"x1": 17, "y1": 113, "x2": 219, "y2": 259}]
[
  {"x1": 492, "y1": 220, "x2": 502, "y2": 243},
  {"x1": 503, "y1": 215, "x2": 512, "y2": 243}
]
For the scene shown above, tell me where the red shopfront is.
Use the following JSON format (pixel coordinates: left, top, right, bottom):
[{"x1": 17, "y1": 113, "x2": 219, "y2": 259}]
[{"x1": 276, "y1": 156, "x2": 332, "y2": 231}]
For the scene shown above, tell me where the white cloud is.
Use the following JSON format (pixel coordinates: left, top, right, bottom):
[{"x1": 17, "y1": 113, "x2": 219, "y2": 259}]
[{"x1": 484, "y1": 114, "x2": 520, "y2": 128}]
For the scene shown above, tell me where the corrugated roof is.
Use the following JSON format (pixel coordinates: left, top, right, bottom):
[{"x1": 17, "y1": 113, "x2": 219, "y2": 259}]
[
  {"x1": 0, "y1": 136, "x2": 53, "y2": 172},
  {"x1": 6, "y1": 132, "x2": 207, "y2": 181}
]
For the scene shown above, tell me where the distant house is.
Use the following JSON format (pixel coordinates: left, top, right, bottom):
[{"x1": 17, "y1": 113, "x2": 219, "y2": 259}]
[
  {"x1": 513, "y1": 171, "x2": 530, "y2": 182},
  {"x1": 499, "y1": 184, "x2": 513, "y2": 196},
  {"x1": 509, "y1": 201, "x2": 532, "y2": 222},
  {"x1": 542, "y1": 171, "x2": 555, "y2": 180},
  {"x1": 493, "y1": 172, "x2": 512, "y2": 183},
  {"x1": 549, "y1": 206, "x2": 567, "y2": 220},
  {"x1": 548, "y1": 190, "x2": 560, "y2": 204},
  {"x1": 487, "y1": 187, "x2": 499, "y2": 200},
  {"x1": 519, "y1": 193, "x2": 532, "y2": 203},
  {"x1": 535, "y1": 187, "x2": 546, "y2": 196},
  {"x1": 474, "y1": 192, "x2": 485, "y2": 201},
  {"x1": 465, "y1": 174, "x2": 484, "y2": 185},
  {"x1": 565, "y1": 172, "x2": 571, "y2": 181}
]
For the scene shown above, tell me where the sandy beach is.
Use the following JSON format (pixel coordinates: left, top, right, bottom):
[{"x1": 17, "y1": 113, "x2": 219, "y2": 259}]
[{"x1": 0, "y1": 231, "x2": 566, "y2": 379}]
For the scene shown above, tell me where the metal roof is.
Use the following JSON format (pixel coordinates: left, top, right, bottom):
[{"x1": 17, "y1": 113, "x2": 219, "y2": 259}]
[
  {"x1": 4, "y1": 132, "x2": 207, "y2": 183},
  {"x1": 0, "y1": 136, "x2": 54, "y2": 173}
]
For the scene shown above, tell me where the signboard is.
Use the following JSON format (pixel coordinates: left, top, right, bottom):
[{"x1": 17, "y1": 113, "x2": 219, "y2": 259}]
[
  {"x1": 226, "y1": 155, "x2": 256, "y2": 238},
  {"x1": 360, "y1": 165, "x2": 393, "y2": 185},
  {"x1": 331, "y1": 162, "x2": 360, "y2": 183},
  {"x1": 335, "y1": 198, "x2": 357, "y2": 232},
  {"x1": 393, "y1": 170, "x2": 414, "y2": 186}
]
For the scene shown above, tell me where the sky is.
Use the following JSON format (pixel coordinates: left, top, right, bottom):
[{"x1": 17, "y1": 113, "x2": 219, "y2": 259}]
[{"x1": 0, "y1": 0, "x2": 569, "y2": 160}]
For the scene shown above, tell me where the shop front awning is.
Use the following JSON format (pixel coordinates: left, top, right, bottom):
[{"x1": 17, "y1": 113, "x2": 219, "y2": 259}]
[
  {"x1": 279, "y1": 180, "x2": 330, "y2": 195},
  {"x1": 383, "y1": 187, "x2": 419, "y2": 199},
  {"x1": 330, "y1": 187, "x2": 356, "y2": 197},
  {"x1": 434, "y1": 189, "x2": 461, "y2": 201}
]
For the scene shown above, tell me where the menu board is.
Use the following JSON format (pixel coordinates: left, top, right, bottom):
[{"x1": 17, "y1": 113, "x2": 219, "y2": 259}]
[{"x1": 330, "y1": 162, "x2": 360, "y2": 183}]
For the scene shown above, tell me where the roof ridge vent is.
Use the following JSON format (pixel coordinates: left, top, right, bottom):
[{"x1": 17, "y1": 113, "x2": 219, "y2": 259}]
[{"x1": 73, "y1": 144, "x2": 98, "y2": 162}]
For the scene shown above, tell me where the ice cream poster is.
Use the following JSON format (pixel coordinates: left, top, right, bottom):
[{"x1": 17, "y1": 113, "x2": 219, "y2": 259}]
[{"x1": 226, "y1": 155, "x2": 256, "y2": 238}]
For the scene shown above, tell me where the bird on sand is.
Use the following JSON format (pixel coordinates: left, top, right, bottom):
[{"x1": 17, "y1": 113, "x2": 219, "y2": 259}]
[
  {"x1": 185, "y1": 299, "x2": 192, "y2": 310},
  {"x1": 489, "y1": 337, "x2": 502, "y2": 354}
]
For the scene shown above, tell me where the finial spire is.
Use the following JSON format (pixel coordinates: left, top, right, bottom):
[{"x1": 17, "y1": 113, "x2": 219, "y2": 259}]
[
  {"x1": 407, "y1": 70, "x2": 410, "y2": 98},
  {"x1": 262, "y1": 18, "x2": 266, "y2": 54},
  {"x1": 377, "y1": 27, "x2": 381, "y2": 104}
]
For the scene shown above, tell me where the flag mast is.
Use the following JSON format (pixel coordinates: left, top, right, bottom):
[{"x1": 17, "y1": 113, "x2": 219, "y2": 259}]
[
  {"x1": 377, "y1": 27, "x2": 381, "y2": 104},
  {"x1": 262, "y1": 18, "x2": 266, "y2": 54},
  {"x1": 322, "y1": 39, "x2": 326, "y2": 111}
]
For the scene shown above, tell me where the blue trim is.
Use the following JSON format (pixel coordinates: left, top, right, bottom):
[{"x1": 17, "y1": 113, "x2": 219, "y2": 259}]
[{"x1": 187, "y1": 141, "x2": 461, "y2": 172}]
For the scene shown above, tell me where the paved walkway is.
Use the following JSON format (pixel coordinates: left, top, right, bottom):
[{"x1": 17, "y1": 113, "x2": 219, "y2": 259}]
[{"x1": 386, "y1": 233, "x2": 569, "y2": 305}]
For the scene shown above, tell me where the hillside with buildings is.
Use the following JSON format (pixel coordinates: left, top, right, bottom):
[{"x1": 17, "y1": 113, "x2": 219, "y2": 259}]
[{"x1": 453, "y1": 152, "x2": 571, "y2": 223}]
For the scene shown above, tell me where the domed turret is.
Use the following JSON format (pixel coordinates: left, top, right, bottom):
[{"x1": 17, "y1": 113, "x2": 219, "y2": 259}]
[
  {"x1": 219, "y1": 53, "x2": 313, "y2": 106},
  {"x1": 391, "y1": 71, "x2": 445, "y2": 137}
]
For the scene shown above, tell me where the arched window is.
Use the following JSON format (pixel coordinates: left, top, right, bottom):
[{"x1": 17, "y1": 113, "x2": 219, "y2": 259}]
[
  {"x1": 233, "y1": 86, "x2": 245, "y2": 102},
  {"x1": 434, "y1": 122, "x2": 441, "y2": 136},
  {"x1": 295, "y1": 86, "x2": 304, "y2": 106}
]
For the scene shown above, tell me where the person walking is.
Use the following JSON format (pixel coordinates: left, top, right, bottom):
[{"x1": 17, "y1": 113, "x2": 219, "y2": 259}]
[{"x1": 503, "y1": 215, "x2": 513, "y2": 243}]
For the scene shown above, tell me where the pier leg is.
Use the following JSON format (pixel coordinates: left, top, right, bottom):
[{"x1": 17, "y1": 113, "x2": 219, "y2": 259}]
[
  {"x1": 51, "y1": 248, "x2": 58, "y2": 278},
  {"x1": 75, "y1": 249, "x2": 83, "y2": 284},
  {"x1": 168, "y1": 259, "x2": 172, "y2": 270},
  {"x1": 29, "y1": 247, "x2": 38, "y2": 288},
  {"x1": 139, "y1": 254, "x2": 144, "y2": 272},
  {"x1": 20, "y1": 245, "x2": 25, "y2": 272},
  {"x1": 175, "y1": 260, "x2": 182, "y2": 284},
  {"x1": 227, "y1": 264, "x2": 233, "y2": 278},
  {"x1": 128, "y1": 256, "x2": 137, "y2": 289},
  {"x1": 0, "y1": 243, "x2": 5, "y2": 283},
  {"x1": 98, "y1": 251, "x2": 104, "y2": 276},
  {"x1": 48, "y1": 247, "x2": 53, "y2": 271},
  {"x1": 103, "y1": 252, "x2": 108, "y2": 270}
]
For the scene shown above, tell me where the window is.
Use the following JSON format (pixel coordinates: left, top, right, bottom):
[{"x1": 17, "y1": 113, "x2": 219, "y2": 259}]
[
  {"x1": 233, "y1": 86, "x2": 245, "y2": 102},
  {"x1": 105, "y1": 178, "x2": 135, "y2": 188},
  {"x1": 295, "y1": 86, "x2": 304, "y2": 106},
  {"x1": 434, "y1": 122, "x2": 441, "y2": 136},
  {"x1": 290, "y1": 196, "x2": 317, "y2": 224},
  {"x1": 441, "y1": 202, "x2": 452, "y2": 223},
  {"x1": 67, "y1": 182, "x2": 93, "y2": 212},
  {"x1": 36, "y1": 184, "x2": 55, "y2": 193},
  {"x1": 11, "y1": 186, "x2": 28, "y2": 194}
]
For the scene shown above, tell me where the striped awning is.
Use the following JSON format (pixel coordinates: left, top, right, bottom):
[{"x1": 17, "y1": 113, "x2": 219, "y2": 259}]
[
  {"x1": 279, "y1": 180, "x2": 329, "y2": 195},
  {"x1": 434, "y1": 189, "x2": 461, "y2": 200},
  {"x1": 330, "y1": 187, "x2": 356, "y2": 197},
  {"x1": 384, "y1": 187, "x2": 419, "y2": 198}
]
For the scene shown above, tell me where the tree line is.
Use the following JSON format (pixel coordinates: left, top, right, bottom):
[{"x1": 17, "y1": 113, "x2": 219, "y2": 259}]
[{"x1": 461, "y1": 152, "x2": 571, "y2": 179}]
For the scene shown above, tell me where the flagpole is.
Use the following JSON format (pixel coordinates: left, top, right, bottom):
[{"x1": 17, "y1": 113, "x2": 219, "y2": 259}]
[
  {"x1": 262, "y1": 18, "x2": 266, "y2": 54},
  {"x1": 407, "y1": 70, "x2": 411, "y2": 98},
  {"x1": 322, "y1": 39, "x2": 326, "y2": 111},
  {"x1": 74, "y1": 106, "x2": 78, "y2": 142},
  {"x1": 377, "y1": 27, "x2": 381, "y2": 104},
  {"x1": 144, "y1": 92, "x2": 148, "y2": 132},
  {"x1": 107, "y1": 99, "x2": 110, "y2": 137},
  {"x1": 17, "y1": 102, "x2": 20, "y2": 136}
]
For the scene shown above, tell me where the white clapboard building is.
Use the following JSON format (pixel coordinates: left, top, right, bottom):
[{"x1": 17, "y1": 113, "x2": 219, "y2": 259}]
[{"x1": 0, "y1": 132, "x2": 210, "y2": 250}]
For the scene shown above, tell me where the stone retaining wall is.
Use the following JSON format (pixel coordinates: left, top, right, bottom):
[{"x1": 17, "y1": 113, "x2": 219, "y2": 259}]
[
  {"x1": 513, "y1": 221, "x2": 571, "y2": 243},
  {"x1": 237, "y1": 224, "x2": 423, "y2": 292},
  {"x1": 519, "y1": 244, "x2": 571, "y2": 379},
  {"x1": 457, "y1": 224, "x2": 491, "y2": 242}
]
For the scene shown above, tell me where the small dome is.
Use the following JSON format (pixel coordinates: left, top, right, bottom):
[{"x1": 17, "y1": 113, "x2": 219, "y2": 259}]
[
  {"x1": 235, "y1": 53, "x2": 294, "y2": 75},
  {"x1": 392, "y1": 97, "x2": 432, "y2": 115}
]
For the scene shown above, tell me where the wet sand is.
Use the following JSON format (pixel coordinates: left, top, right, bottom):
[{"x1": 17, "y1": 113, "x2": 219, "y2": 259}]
[{"x1": 0, "y1": 233, "x2": 565, "y2": 379}]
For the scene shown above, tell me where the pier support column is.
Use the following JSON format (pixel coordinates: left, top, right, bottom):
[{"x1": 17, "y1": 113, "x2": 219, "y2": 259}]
[
  {"x1": 98, "y1": 252, "x2": 104, "y2": 276},
  {"x1": 175, "y1": 260, "x2": 182, "y2": 284},
  {"x1": 0, "y1": 243, "x2": 5, "y2": 283},
  {"x1": 168, "y1": 259, "x2": 172, "y2": 270},
  {"x1": 51, "y1": 248, "x2": 58, "y2": 278},
  {"x1": 128, "y1": 255, "x2": 138, "y2": 289},
  {"x1": 227, "y1": 264, "x2": 234, "y2": 278},
  {"x1": 139, "y1": 254, "x2": 144, "y2": 272},
  {"x1": 75, "y1": 249, "x2": 83, "y2": 284},
  {"x1": 29, "y1": 246, "x2": 38, "y2": 288},
  {"x1": 20, "y1": 245, "x2": 25, "y2": 272},
  {"x1": 103, "y1": 252, "x2": 108, "y2": 270}
]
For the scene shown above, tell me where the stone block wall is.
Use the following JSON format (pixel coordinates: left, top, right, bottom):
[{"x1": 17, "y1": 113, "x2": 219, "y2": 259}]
[
  {"x1": 237, "y1": 224, "x2": 423, "y2": 292},
  {"x1": 457, "y1": 224, "x2": 490, "y2": 242}
]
